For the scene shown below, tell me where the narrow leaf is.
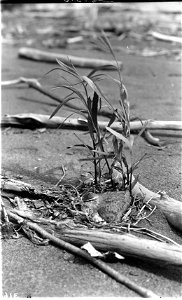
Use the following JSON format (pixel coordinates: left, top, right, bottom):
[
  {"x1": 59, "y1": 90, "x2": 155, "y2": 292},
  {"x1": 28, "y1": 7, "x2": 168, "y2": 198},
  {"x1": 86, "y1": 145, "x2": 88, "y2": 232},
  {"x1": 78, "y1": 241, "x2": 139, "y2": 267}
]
[
  {"x1": 59, "y1": 84, "x2": 87, "y2": 106},
  {"x1": 131, "y1": 174, "x2": 139, "y2": 190},
  {"x1": 87, "y1": 65, "x2": 117, "y2": 78},
  {"x1": 130, "y1": 154, "x2": 147, "y2": 173},
  {"x1": 72, "y1": 144, "x2": 93, "y2": 151},
  {"x1": 92, "y1": 149, "x2": 110, "y2": 156},
  {"x1": 74, "y1": 133, "x2": 93, "y2": 156},
  {"x1": 92, "y1": 92, "x2": 99, "y2": 130},
  {"x1": 107, "y1": 111, "x2": 117, "y2": 128},
  {"x1": 79, "y1": 155, "x2": 110, "y2": 162},
  {"x1": 106, "y1": 127, "x2": 132, "y2": 149},
  {"x1": 49, "y1": 96, "x2": 76, "y2": 119}
]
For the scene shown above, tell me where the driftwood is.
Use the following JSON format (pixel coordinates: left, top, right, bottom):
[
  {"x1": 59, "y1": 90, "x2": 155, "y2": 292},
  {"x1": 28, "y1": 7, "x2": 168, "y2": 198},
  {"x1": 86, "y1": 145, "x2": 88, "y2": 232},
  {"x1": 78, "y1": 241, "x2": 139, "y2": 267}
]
[
  {"x1": 6, "y1": 210, "x2": 158, "y2": 298},
  {"x1": 2, "y1": 113, "x2": 182, "y2": 132},
  {"x1": 2, "y1": 78, "x2": 182, "y2": 144},
  {"x1": 59, "y1": 228, "x2": 182, "y2": 266},
  {"x1": 131, "y1": 178, "x2": 182, "y2": 232},
  {"x1": 111, "y1": 164, "x2": 182, "y2": 232},
  {"x1": 150, "y1": 31, "x2": 182, "y2": 44},
  {"x1": 2, "y1": 177, "x2": 182, "y2": 267},
  {"x1": 3, "y1": 203, "x2": 182, "y2": 267},
  {"x1": 18, "y1": 47, "x2": 123, "y2": 69}
]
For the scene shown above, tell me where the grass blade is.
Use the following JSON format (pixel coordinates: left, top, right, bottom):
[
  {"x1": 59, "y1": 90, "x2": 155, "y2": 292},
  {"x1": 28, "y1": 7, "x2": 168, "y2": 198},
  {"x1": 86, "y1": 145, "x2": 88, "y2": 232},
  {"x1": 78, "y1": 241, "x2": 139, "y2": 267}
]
[
  {"x1": 92, "y1": 92, "x2": 99, "y2": 131},
  {"x1": 74, "y1": 133, "x2": 93, "y2": 156},
  {"x1": 106, "y1": 127, "x2": 132, "y2": 150},
  {"x1": 49, "y1": 95, "x2": 76, "y2": 119}
]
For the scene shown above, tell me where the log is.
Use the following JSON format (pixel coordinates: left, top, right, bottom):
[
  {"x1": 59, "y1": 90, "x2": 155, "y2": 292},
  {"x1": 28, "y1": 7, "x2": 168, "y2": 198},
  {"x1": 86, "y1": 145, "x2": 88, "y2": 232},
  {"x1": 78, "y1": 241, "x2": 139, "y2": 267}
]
[
  {"x1": 18, "y1": 47, "x2": 123, "y2": 69},
  {"x1": 59, "y1": 228, "x2": 182, "y2": 266},
  {"x1": 1, "y1": 113, "x2": 182, "y2": 132},
  {"x1": 5, "y1": 208, "x2": 182, "y2": 267}
]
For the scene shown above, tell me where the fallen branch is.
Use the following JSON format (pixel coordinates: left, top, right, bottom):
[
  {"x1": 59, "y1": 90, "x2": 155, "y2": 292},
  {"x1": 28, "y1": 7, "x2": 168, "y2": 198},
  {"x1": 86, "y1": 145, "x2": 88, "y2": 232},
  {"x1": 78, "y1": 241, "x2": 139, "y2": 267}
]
[
  {"x1": 18, "y1": 47, "x2": 123, "y2": 69},
  {"x1": 150, "y1": 31, "x2": 182, "y2": 44},
  {"x1": 7, "y1": 209, "x2": 158, "y2": 298},
  {"x1": 1, "y1": 113, "x2": 182, "y2": 132}
]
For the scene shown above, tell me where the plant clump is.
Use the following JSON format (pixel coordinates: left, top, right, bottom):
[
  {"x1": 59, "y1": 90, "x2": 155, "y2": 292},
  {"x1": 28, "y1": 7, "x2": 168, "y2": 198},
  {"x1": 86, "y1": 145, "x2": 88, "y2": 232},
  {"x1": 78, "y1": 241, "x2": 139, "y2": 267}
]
[{"x1": 45, "y1": 32, "x2": 151, "y2": 226}]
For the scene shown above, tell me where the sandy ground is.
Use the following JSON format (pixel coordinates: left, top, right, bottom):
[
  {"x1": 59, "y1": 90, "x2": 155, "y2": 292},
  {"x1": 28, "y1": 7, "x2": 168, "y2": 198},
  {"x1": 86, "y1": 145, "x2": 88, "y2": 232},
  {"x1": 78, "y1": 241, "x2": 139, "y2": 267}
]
[{"x1": 1, "y1": 4, "x2": 182, "y2": 298}]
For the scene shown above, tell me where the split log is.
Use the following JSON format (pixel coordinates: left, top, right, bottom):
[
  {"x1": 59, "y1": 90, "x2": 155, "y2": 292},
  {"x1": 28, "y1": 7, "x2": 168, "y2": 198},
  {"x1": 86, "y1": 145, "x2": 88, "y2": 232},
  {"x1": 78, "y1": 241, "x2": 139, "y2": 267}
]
[
  {"x1": 1, "y1": 113, "x2": 182, "y2": 132},
  {"x1": 18, "y1": 47, "x2": 123, "y2": 69},
  {"x1": 59, "y1": 228, "x2": 182, "y2": 266}
]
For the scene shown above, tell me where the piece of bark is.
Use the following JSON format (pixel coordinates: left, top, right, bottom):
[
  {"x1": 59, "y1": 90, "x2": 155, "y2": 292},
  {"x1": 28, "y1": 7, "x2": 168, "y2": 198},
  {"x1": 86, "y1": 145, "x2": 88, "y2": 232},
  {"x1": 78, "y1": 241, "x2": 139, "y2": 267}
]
[{"x1": 18, "y1": 47, "x2": 123, "y2": 69}]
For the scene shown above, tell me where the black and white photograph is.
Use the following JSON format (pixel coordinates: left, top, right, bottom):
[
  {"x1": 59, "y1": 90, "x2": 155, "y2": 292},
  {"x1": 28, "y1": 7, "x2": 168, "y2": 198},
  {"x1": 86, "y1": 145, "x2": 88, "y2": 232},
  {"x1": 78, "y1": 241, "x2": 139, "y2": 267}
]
[{"x1": 1, "y1": 1, "x2": 182, "y2": 298}]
